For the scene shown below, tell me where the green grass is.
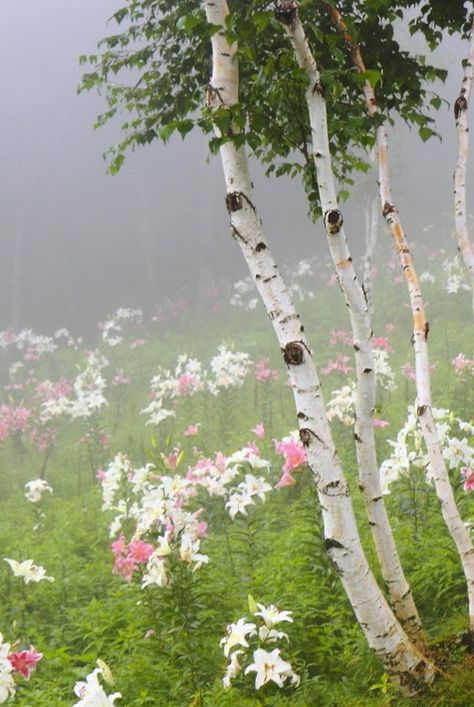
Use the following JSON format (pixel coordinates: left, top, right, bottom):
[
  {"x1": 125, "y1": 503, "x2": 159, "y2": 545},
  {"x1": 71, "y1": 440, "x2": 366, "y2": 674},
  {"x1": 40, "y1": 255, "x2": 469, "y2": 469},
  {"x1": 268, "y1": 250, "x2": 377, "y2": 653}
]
[{"x1": 0, "y1": 254, "x2": 473, "y2": 705}]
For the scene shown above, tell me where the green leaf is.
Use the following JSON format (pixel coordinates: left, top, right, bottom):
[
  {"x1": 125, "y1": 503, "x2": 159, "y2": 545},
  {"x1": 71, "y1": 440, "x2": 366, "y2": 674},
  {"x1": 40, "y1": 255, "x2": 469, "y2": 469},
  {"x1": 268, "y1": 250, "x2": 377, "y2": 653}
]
[
  {"x1": 361, "y1": 69, "x2": 382, "y2": 88},
  {"x1": 418, "y1": 126, "x2": 435, "y2": 142}
]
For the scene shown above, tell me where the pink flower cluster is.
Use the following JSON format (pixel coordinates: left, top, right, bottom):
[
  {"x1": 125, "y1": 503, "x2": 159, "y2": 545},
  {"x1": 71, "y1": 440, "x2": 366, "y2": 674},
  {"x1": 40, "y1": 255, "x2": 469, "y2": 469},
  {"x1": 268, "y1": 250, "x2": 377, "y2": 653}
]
[
  {"x1": 274, "y1": 435, "x2": 307, "y2": 487},
  {"x1": 461, "y1": 467, "x2": 474, "y2": 493},
  {"x1": 254, "y1": 358, "x2": 278, "y2": 383},
  {"x1": 452, "y1": 353, "x2": 474, "y2": 377},
  {"x1": 36, "y1": 378, "x2": 72, "y2": 400},
  {"x1": 111, "y1": 535, "x2": 155, "y2": 581},
  {"x1": 329, "y1": 329, "x2": 353, "y2": 347},
  {"x1": 30, "y1": 427, "x2": 58, "y2": 452},
  {"x1": 321, "y1": 354, "x2": 352, "y2": 376},
  {"x1": 112, "y1": 368, "x2": 130, "y2": 386},
  {"x1": 372, "y1": 336, "x2": 393, "y2": 352},
  {"x1": 0, "y1": 404, "x2": 32, "y2": 439},
  {"x1": 177, "y1": 373, "x2": 200, "y2": 396}
]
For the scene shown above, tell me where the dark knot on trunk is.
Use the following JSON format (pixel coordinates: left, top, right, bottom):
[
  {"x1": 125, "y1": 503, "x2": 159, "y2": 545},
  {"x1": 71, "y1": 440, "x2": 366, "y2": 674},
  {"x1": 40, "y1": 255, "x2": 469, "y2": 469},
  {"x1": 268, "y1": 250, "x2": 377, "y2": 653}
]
[{"x1": 274, "y1": 1, "x2": 298, "y2": 27}]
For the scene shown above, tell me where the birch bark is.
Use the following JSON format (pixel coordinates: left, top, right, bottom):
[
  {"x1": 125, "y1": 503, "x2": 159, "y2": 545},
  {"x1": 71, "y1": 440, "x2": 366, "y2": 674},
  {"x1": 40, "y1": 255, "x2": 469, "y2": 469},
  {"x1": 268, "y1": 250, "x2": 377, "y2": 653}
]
[
  {"x1": 363, "y1": 193, "x2": 378, "y2": 319},
  {"x1": 202, "y1": 0, "x2": 434, "y2": 689},
  {"x1": 275, "y1": 1, "x2": 423, "y2": 645},
  {"x1": 326, "y1": 2, "x2": 474, "y2": 632},
  {"x1": 454, "y1": 14, "x2": 474, "y2": 317}
]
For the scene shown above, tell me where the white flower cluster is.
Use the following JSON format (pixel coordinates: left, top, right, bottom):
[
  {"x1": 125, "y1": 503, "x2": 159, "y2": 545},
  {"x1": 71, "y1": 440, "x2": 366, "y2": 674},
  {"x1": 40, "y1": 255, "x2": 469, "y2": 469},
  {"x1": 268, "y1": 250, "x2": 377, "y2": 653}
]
[
  {"x1": 373, "y1": 349, "x2": 397, "y2": 391},
  {"x1": 380, "y1": 407, "x2": 474, "y2": 494},
  {"x1": 224, "y1": 449, "x2": 272, "y2": 519},
  {"x1": 100, "y1": 455, "x2": 209, "y2": 587},
  {"x1": 140, "y1": 346, "x2": 253, "y2": 426},
  {"x1": 230, "y1": 259, "x2": 316, "y2": 309},
  {"x1": 326, "y1": 382, "x2": 356, "y2": 425},
  {"x1": 208, "y1": 345, "x2": 253, "y2": 393},
  {"x1": 41, "y1": 350, "x2": 109, "y2": 421},
  {"x1": 100, "y1": 307, "x2": 143, "y2": 347},
  {"x1": 3, "y1": 558, "x2": 54, "y2": 584},
  {"x1": 419, "y1": 271, "x2": 436, "y2": 284},
  {"x1": 73, "y1": 664, "x2": 121, "y2": 706},
  {"x1": 24, "y1": 479, "x2": 53, "y2": 504},
  {"x1": 442, "y1": 256, "x2": 471, "y2": 294},
  {"x1": 220, "y1": 600, "x2": 300, "y2": 691},
  {"x1": 0, "y1": 329, "x2": 57, "y2": 356},
  {"x1": 140, "y1": 355, "x2": 204, "y2": 426},
  {"x1": 0, "y1": 634, "x2": 15, "y2": 705},
  {"x1": 186, "y1": 446, "x2": 273, "y2": 517}
]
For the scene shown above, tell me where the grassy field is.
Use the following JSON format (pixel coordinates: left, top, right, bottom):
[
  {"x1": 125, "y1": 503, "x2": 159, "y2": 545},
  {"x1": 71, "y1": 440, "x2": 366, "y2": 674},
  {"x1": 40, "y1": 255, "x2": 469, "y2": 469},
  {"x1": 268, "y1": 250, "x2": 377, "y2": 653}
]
[{"x1": 0, "y1": 248, "x2": 473, "y2": 705}]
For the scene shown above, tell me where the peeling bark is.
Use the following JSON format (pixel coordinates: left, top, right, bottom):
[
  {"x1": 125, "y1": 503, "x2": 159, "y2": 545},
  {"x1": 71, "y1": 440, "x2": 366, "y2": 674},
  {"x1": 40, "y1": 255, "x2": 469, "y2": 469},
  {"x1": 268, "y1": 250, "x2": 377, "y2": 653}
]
[
  {"x1": 277, "y1": 1, "x2": 424, "y2": 647},
  {"x1": 327, "y1": 1, "x2": 474, "y2": 632},
  {"x1": 202, "y1": 0, "x2": 434, "y2": 690},
  {"x1": 454, "y1": 14, "x2": 474, "y2": 317}
]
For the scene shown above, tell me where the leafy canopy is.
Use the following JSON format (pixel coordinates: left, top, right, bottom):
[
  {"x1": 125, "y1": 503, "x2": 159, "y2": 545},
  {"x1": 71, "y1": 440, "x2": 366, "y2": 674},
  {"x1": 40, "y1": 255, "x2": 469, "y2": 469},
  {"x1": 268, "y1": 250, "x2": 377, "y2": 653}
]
[{"x1": 80, "y1": 0, "x2": 464, "y2": 214}]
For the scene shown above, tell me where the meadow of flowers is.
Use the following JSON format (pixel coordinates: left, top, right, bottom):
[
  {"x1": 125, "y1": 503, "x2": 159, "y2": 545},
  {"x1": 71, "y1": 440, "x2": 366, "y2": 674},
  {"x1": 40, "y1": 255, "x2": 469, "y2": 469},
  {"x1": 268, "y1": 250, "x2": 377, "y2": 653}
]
[{"x1": 0, "y1": 246, "x2": 473, "y2": 705}]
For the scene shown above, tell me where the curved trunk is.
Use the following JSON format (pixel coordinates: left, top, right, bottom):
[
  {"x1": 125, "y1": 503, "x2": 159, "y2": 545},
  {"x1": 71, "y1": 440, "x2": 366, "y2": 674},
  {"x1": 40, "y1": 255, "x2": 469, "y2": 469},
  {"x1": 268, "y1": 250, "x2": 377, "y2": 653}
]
[
  {"x1": 202, "y1": 0, "x2": 434, "y2": 690},
  {"x1": 276, "y1": 1, "x2": 424, "y2": 646},
  {"x1": 454, "y1": 14, "x2": 474, "y2": 317},
  {"x1": 327, "y1": 1, "x2": 474, "y2": 632}
]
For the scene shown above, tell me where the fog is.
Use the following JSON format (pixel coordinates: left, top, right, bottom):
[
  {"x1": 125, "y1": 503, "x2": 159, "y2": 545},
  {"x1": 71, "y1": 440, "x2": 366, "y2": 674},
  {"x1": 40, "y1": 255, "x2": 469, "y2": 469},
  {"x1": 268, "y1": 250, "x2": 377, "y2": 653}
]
[{"x1": 0, "y1": 1, "x2": 470, "y2": 335}]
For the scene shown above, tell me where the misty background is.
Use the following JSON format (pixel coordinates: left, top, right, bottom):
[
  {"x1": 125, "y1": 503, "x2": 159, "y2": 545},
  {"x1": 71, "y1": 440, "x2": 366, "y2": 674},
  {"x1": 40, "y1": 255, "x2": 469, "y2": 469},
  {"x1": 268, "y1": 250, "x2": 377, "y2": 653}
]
[{"x1": 0, "y1": 1, "x2": 470, "y2": 336}]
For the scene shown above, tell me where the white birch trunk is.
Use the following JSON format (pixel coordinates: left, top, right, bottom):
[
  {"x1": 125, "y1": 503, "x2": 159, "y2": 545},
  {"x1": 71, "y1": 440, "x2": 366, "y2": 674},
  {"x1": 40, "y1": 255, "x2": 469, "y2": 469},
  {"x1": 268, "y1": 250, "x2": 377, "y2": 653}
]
[
  {"x1": 276, "y1": 1, "x2": 423, "y2": 645},
  {"x1": 326, "y1": 1, "x2": 474, "y2": 632},
  {"x1": 202, "y1": 0, "x2": 434, "y2": 689},
  {"x1": 363, "y1": 194, "x2": 378, "y2": 318},
  {"x1": 454, "y1": 14, "x2": 474, "y2": 317}
]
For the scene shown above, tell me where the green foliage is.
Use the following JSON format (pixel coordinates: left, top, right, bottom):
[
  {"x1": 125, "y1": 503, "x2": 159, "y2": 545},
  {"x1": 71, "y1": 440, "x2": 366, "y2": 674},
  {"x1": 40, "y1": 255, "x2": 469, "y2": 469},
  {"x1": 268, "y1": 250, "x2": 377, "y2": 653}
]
[
  {"x1": 79, "y1": 0, "x2": 450, "y2": 216},
  {"x1": 0, "y1": 253, "x2": 473, "y2": 703}
]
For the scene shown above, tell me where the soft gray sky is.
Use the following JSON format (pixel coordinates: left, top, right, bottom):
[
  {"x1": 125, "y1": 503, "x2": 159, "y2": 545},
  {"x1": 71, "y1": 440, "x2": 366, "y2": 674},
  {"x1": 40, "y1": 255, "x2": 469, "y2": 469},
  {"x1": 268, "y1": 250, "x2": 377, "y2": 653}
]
[{"x1": 0, "y1": 2, "x2": 470, "y2": 334}]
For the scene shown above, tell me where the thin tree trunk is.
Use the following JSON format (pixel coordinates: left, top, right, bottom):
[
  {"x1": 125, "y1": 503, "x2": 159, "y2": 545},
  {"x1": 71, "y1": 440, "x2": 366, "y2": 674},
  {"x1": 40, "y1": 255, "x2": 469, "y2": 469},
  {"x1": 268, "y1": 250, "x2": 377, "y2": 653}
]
[
  {"x1": 327, "y1": 1, "x2": 474, "y2": 632},
  {"x1": 202, "y1": 0, "x2": 434, "y2": 690},
  {"x1": 275, "y1": 1, "x2": 424, "y2": 646},
  {"x1": 454, "y1": 13, "x2": 474, "y2": 317},
  {"x1": 363, "y1": 173, "x2": 379, "y2": 318}
]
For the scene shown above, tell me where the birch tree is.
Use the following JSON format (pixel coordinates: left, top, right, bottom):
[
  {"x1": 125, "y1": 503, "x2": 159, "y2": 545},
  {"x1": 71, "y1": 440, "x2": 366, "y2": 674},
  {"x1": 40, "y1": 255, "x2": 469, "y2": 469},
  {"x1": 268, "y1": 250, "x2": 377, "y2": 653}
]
[
  {"x1": 325, "y1": 0, "x2": 474, "y2": 632},
  {"x1": 201, "y1": 0, "x2": 433, "y2": 689},
  {"x1": 454, "y1": 12, "x2": 474, "y2": 315},
  {"x1": 79, "y1": 0, "x2": 468, "y2": 688},
  {"x1": 274, "y1": 0, "x2": 424, "y2": 646}
]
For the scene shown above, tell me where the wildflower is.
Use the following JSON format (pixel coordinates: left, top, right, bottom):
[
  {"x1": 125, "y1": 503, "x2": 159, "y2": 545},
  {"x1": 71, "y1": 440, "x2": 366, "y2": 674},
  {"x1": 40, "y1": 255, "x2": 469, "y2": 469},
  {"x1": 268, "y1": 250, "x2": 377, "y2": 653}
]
[
  {"x1": 225, "y1": 493, "x2": 255, "y2": 520},
  {"x1": 223, "y1": 649, "x2": 244, "y2": 688},
  {"x1": 326, "y1": 384, "x2": 356, "y2": 425},
  {"x1": 220, "y1": 619, "x2": 257, "y2": 657},
  {"x1": 373, "y1": 336, "x2": 393, "y2": 352},
  {"x1": 452, "y1": 353, "x2": 474, "y2": 376},
  {"x1": 373, "y1": 419, "x2": 390, "y2": 428},
  {"x1": 7, "y1": 649, "x2": 42, "y2": 679},
  {"x1": 254, "y1": 358, "x2": 278, "y2": 382},
  {"x1": 73, "y1": 667, "x2": 121, "y2": 706},
  {"x1": 111, "y1": 368, "x2": 130, "y2": 386},
  {"x1": 329, "y1": 329, "x2": 353, "y2": 347},
  {"x1": 4, "y1": 559, "x2": 54, "y2": 584},
  {"x1": 245, "y1": 648, "x2": 300, "y2": 689},
  {"x1": 251, "y1": 423, "x2": 265, "y2": 439},
  {"x1": 321, "y1": 354, "x2": 352, "y2": 375},
  {"x1": 461, "y1": 468, "x2": 474, "y2": 493},
  {"x1": 0, "y1": 634, "x2": 15, "y2": 703},
  {"x1": 255, "y1": 604, "x2": 293, "y2": 628},
  {"x1": 274, "y1": 433, "x2": 307, "y2": 473},
  {"x1": 209, "y1": 346, "x2": 252, "y2": 390},
  {"x1": 24, "y1": 479, "x2": 53, "y2": 503},
  {"x1": 184, "y1": 423, "x2": 200, "y2": 436},
  {"x1": 239, "y1": 474, "x2": 272, "y2": 503},
  {"x1": 275, "y1": 470, "x2": 297, "y2": 488}
]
